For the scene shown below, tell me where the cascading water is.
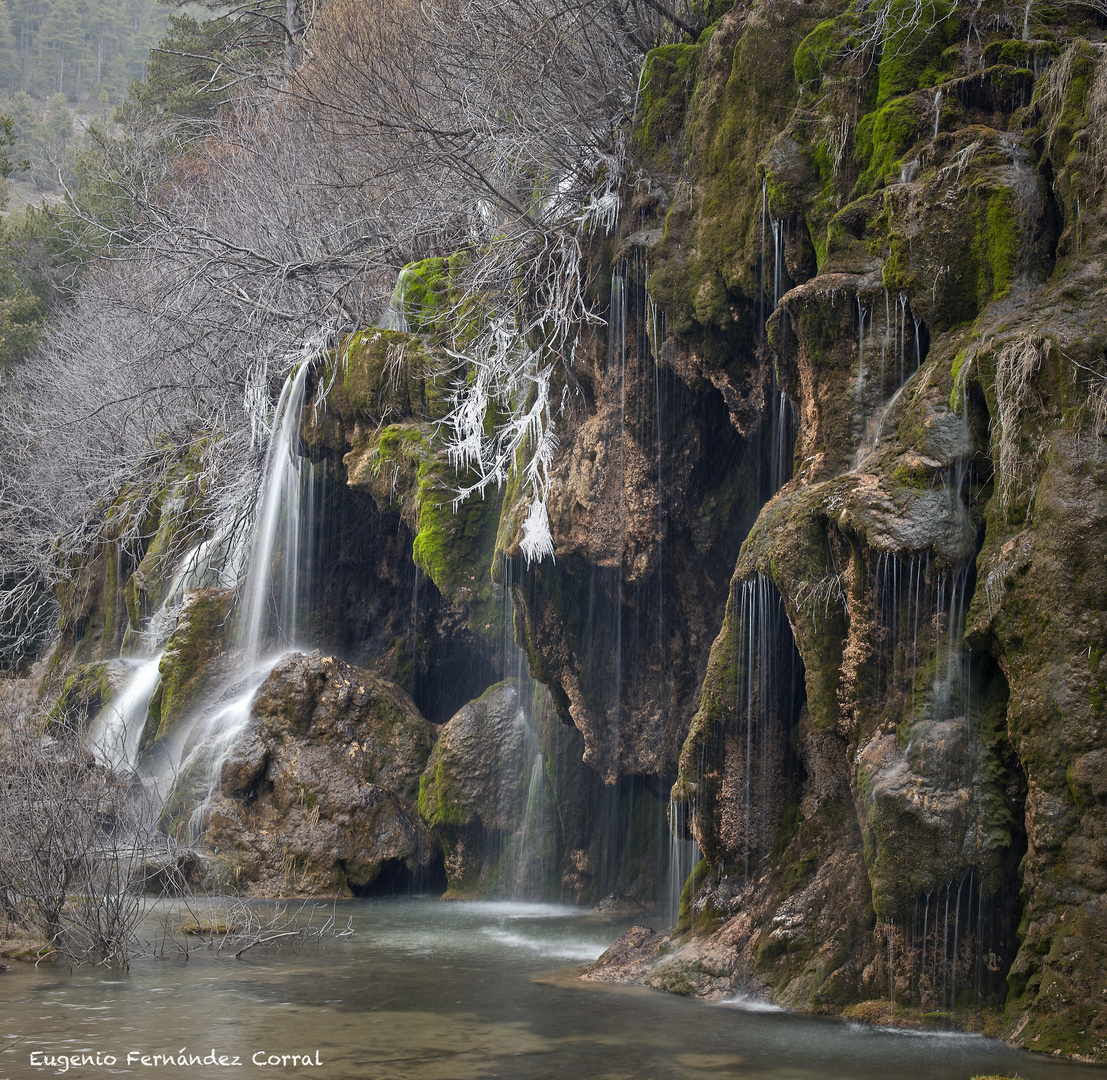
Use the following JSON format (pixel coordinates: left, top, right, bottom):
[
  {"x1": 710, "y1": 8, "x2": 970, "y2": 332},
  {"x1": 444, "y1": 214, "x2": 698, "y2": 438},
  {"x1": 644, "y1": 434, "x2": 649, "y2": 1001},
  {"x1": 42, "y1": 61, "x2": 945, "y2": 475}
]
[
  {"x1": 852, "y1": 291, "x2": 926, "y2": 470},
  {"x1": 734, "y1": 574, "x2": 804, "y2": 880},
  {"x1": 238, "y1": 361, "x2": 313, "y2": 665},
  {"x1": 163, "y1": 362, "x2": 316, "y2": 829},
  {"x1": 86, "y1": 527, "x2": 249, "y2": 775},
  {"x1": 87, "y1": 656, "x2": 163, "y2": 771},
  {"x1": 85, "y1": 360, "x2": 320, "y2": 839}
]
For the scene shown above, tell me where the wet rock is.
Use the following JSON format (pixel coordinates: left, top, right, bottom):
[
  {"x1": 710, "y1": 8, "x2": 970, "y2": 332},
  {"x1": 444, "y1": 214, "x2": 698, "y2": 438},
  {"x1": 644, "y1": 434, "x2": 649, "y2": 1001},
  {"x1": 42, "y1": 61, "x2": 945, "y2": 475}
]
[
  {"x1": 420, "y1": 678, "x2": 536, "y2": 835},
  {"x1": 418, "y1": 678, "x2": 543, "y2": 896},
  {"x1": 48, "y1": 659, "x2": 136, "y2": 733},
  {"x1": 592, "y1": 893, "x2": 653, "y2": 914},
  {"x1": 200, "y1": 652, "x2": 440, "y2": 896},
  {"x1": 510, "y1": 322, "x2": 759, "y2": 781},
  {"x1": 584, "y1": 925, "x2": 669, "y2": 984}
]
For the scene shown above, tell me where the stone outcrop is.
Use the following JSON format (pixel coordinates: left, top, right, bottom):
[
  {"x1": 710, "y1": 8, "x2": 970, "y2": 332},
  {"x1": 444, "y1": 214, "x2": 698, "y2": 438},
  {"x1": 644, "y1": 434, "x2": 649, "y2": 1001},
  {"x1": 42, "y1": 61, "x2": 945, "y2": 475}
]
[
  {"x1": 27, "y1": 0, "x2": 1107, "y2": 1059},
  {"x1": 419, "y1": 678, "x2": 543, "y2": 895},
  {"x1": 586, "y1": 0, "x2": 1107, "y2": 1060},
  {"x1": 200, "y1": 652, "x2": 441, "y2": 895}
]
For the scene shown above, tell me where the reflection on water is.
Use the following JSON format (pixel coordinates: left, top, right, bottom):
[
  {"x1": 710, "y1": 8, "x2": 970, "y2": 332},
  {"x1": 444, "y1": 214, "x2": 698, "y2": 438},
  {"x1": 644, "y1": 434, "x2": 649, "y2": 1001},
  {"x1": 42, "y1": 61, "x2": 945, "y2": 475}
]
[{"x1": 3, "y1": 899, "x2": 1105, "y2": 1080}]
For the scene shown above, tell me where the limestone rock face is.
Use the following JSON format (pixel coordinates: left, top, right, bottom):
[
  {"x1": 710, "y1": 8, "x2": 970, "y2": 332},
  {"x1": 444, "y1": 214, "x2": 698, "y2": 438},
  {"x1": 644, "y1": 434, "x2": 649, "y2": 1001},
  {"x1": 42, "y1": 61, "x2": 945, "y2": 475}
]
[
  {"x1": 300, "y1": 345, "x2": 503, "y2": 724},
  {"x1": 511, "y1": 324, "x2": 764, "y2": 781},
  {"x1": 201, "y1": 652, "x2": 440, "y2": 895},
  {"x1": 419, "y1": 678, "x2": 544, "y2": 896},
  {"x1": 588, "y1": 0, "x2": 1107, "y2": 1059}
]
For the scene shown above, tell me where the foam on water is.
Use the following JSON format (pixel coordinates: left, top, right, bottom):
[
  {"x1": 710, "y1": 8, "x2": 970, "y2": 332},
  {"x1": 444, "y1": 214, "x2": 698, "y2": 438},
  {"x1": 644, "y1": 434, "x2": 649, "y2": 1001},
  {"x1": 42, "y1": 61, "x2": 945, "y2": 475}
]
[
  {"x1": 717, "y1": 995, "x2": 787, "y2": 1014},
  {"x1": 480, "y1": 927, "x2": 608, "y2": 962}
]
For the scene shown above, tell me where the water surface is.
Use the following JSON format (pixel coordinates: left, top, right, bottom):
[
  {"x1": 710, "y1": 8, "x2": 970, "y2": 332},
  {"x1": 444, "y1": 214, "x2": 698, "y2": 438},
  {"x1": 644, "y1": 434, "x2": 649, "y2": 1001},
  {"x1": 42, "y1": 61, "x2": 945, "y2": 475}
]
[{"x1": 3, "y1": 899, "x2": 1105, "y2": 1080}]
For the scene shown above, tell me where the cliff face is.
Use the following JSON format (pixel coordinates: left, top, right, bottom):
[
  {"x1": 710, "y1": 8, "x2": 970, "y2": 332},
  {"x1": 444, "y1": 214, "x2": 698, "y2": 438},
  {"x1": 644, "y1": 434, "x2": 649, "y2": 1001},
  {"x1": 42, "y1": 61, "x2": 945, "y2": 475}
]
[{"x1": 576, "y1": 0, "x2": 1107, "y2": 1058}]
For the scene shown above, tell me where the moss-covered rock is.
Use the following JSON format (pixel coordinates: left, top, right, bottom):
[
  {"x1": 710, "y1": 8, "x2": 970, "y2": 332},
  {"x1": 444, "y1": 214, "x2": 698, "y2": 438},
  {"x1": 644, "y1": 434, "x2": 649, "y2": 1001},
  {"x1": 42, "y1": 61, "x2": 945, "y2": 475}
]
[
  {"x1": 46, "y1": 659, "x2": 133, "y2": 734},
  {"x1": 142, "y1": 588, "x2": 233, "y2": 747},
  {"x1": 53, "y1": 444, "x2": 218, "y2": 678},
  {"x1": 343, "y1": 420, "x2": 506, "y2": 641},
  {"x1": 310, "y1": 329, "x2": 506, "y2": 642},
  {"x1": 418, "y1": 678, "x2": 543, "y2": 896},
  {"x1": 318, "y1": 328, "x2": 451, "y2": 431}
]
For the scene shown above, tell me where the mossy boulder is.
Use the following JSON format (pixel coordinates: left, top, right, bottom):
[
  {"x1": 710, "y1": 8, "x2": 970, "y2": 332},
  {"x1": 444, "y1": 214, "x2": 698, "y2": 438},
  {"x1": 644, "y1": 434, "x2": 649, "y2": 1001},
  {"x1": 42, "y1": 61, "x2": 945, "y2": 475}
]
[
  {"x1": 54, "y1": 444, "x2": 218, "y2": 675},
  {"x1": 419, "y1": 678, "x2": 542, "y2": 895},
  {"x1": 47, "y1": 659, "x2": 134, "y2": 734},
  {"x1": 143, "y1": 588, "x2": 234, "y2": 747}
]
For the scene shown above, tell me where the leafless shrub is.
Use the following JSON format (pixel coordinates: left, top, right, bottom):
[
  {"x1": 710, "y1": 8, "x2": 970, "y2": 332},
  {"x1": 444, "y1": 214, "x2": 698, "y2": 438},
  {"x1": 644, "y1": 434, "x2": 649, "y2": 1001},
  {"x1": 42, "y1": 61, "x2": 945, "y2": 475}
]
[
  {"x1": 293, "y1": 0, "x2": 651, "y2": 560},
  {"x1": 148, "y1": 896, "x2": 352, "y2": 960},
  {"x1": 0, "y1": 701, "x2": 160, "y2": 967},
  {"x1": 0, "y1": 0, "x2": 695, "y2": 658}
]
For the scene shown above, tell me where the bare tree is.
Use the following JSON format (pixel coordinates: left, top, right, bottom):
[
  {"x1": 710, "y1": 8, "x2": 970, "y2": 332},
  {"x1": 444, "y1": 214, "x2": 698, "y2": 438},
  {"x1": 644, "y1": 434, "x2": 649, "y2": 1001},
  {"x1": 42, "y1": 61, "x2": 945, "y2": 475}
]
[
  {"x1": 0, "y1": 701, "x2": 158, "y2": 966},
  {"x1": 0, "y1": 0, "x2": 696, "y2": 663}
]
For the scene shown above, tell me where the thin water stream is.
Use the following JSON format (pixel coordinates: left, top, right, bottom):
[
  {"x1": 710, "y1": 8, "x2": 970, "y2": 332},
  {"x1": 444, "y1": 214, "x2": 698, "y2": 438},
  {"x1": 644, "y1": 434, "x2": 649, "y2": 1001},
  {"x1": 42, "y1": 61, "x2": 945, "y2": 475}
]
[{"x1": 4, "y1": 899, "x2": 1104, "y2": 1080}]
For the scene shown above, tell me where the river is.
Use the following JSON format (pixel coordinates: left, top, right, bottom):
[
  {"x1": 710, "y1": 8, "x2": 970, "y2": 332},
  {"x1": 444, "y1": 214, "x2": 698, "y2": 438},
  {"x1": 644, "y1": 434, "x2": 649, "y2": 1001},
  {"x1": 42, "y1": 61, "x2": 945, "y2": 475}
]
[{"x1": 3, "y1": 899, "x2": 1105, "y2": 1080}]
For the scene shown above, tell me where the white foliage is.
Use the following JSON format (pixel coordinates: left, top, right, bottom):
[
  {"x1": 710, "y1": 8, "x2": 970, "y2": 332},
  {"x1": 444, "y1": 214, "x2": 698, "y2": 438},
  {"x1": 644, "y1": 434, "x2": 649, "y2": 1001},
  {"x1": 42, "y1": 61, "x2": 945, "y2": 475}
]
[
  {"x1": 440, "y1": 154, "x2": 626, "y2": 564},
  {"x1": 519, "y1": 497, "x2": 555, "y2": 566}
]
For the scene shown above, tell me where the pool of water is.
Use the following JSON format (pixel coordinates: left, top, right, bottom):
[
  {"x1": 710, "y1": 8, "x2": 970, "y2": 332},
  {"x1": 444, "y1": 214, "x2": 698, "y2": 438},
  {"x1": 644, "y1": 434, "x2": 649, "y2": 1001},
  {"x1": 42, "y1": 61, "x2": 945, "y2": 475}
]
[{"x1": 3, "y1": 898, "x2": 1105, "y2": 1080}]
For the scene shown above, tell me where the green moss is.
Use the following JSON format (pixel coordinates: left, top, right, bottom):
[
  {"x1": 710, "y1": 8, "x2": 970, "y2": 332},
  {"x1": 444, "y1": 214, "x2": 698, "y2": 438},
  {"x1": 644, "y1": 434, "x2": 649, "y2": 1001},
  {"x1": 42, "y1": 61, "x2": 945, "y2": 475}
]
[
  {"x1": 648, "y1": 0, "x2": 819, "y2": 347},
  {"x1": 48, "y1": 662, "x2": 114, "y2": 731},
  {"x1": 872, "y1": 0, "x2": 958, "y2": 106},
  {"x1": 144, "y1": 588, "x2": 233, "y2": 746},
  {"x1": 985, "y1": 196, "x2": 1019, "y2": 302},
  {"x1": 335, "y1": 329, "x2": 449, "y2": 425},
  {"x1": 853, "y1": 94, "x2": 928, "y2": 197},
  {"x1": 410, "y1": 459, "x2": 504, "y2": 641},
  {"x1": 637, "y1": 42, "x2": 701, "y2": 153},
  {"x1": 418, "y1": 754, "x2": 471, "y2": 829},
  {"x1": 781, "y1": 850, "x2": 820, "y2": 897},
  {"x1": 675, "y1": 858, "x2": 715, "y2": 935},
  {"x1": 395, "y1": 257, "x2": 451, "y2": 334},
  {"x1": 793, "y1": 14, "x2": 860, "y2": 93},
  {"x1": 949, "y1": 349, "x2": 971, "y2": 410}
]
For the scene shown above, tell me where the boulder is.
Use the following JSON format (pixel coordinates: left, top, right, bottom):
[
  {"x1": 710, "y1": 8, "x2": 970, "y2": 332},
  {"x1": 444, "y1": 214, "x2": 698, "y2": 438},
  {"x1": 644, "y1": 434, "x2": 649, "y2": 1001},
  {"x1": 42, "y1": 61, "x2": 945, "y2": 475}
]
[
  {"x1": 419, "y1": 678, "x2": 542, "y2": 895},
  {"x1": 199, "y1": 651, "x2": 441, "y2": 896}
]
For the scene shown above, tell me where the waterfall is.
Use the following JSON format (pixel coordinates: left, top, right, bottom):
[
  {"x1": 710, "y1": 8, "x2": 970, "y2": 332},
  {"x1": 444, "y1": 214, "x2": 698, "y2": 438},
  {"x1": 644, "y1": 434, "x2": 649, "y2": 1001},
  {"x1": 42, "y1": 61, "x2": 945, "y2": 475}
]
[
  {"x1": 852, "y1": 292, "x2": 924, "y2": 470},
  {"x1": 85, "y1": 360, "x2": 319, "y2": 830},
  {"x1": 86, "y1": 526, "x2": 248, "y2": 775},
  {"x1": 87, "y1": 657, "x2": 163, "y2": 771},
  {"x1": 159, "y1": 362, "x2": 318, "y2": 817},
  {"x1": 238, "y1": 361, "x2": 313, "y2": 665},
  {"x1": 667, "y1": 797, "x2": 700, "y2": 923},
  {"x1": 735, "y1": 574, "x2": 804, "y2": 880},
  {"x1": 513, "y1": 750, "x2": 551, "y2": 897}
]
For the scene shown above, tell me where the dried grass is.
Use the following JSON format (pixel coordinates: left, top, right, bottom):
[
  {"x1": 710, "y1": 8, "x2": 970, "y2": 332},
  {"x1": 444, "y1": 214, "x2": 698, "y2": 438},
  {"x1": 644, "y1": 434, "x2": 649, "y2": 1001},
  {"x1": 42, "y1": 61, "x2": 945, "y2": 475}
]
[{"x1": 993, "y1": 334, "x2": 1046, "y2": 517}]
